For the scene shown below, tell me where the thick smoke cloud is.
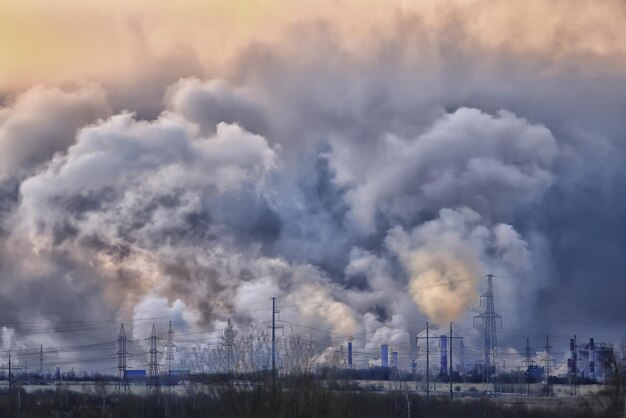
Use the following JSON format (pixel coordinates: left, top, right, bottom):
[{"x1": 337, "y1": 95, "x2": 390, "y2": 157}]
[
  {"x1": 166, "y1": 79, "x2": 269, "y2": 136},
  {"x1": 386, "y1": 208, "x2": 531, "y2": 325},
  {"x1": 327, "y1": 108, "x2": 557, "y2": 233},
  {"x1": 0, "y1": 85, "x2": 111, "y2": 181},
  {"x1": 10, "y1": 111, "x2": 277, "y2": 317},
  {"x1": 1, "y1": 2, "x2": 625, "y2": 369}
]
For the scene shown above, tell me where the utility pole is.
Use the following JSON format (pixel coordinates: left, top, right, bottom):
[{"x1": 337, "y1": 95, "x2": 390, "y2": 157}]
[
  {"x1": 474, "y1": 274, "x2": 502, "y2": 393},
  {"x1": 268, "y1": 297, "x2": 283, "y2": 393},
  {"x1": 543, "y1": 336, "x2": 552, "y2": 396},
  {"x1": 116, "y1": 323, "x2": 129, "y2": 394},
  {"x1": 448, "y1": 322, "x2": 463, "y2": 400},
  {"x1": 448, "y1": 322, "x2": 452, "y2": 400},
  {"x1": 416, "y1": 322, "x2": 439, "y2": 399},
  {"x1": 426, "y1": 323, "x2": 430, "y2": 399}
]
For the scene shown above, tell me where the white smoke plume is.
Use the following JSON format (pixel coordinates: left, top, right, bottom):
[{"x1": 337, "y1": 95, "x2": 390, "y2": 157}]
[
  {"x1": 0, "y1": 85, "x2": 111, "y2": 181},
  {"x1": 386, "y1": 208, "x2": 531, "y2": 325},
  {"x1": 328, "y1": 108, "x2": 557, "y2": 233},
  {"x1": 1, "y1": 2, "x2": 625, "y2": 367},
  {"x1": 0, "y1": 81, "x2": 563, "y2": 358}
]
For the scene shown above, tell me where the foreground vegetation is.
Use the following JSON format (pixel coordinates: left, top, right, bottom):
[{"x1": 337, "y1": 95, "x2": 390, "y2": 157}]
[{"x1": 0, "y1": 379, "x2": 624, "y2": 418}]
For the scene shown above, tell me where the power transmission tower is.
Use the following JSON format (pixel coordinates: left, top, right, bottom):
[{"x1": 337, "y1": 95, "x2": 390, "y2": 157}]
[
  {"x1": 163, "y1": 320, "x2": 177, "y2": 390},
  {"x1": 39, "y1": 345, "x2": 44, "y2": 379},
  {"x1": 222, "y1": 319, "x2": 236, "y2": 374},
  {"x1": 146, "y1": 323, "x2": 162, "y2": 392},
  {"x1": 116, "y1": 323, "x2": 130, "y2": 394},
  {"x1": 521, "y1": 338, "x2": 535, "y2": 395},
  {"x1": 543, "y1": 336, "x2": 553, "y2": 396},
  {"x1": 473, "y1": 274, "x2": 502, "y2": 391},
  {"x1": 268, "y1": 297, "x2": 283, "y2": 393}
]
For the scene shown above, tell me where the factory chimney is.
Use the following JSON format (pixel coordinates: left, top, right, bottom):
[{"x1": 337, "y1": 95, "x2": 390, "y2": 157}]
[
  {"x1": 381, "y1": 344, "x2": 389, "y2": 368},
  {"x1": 440, "y1": 335, "x2": 448, "y2": 375},
  {"x1": 348, "y1": 342, "x2": 353, "y2": 369}
]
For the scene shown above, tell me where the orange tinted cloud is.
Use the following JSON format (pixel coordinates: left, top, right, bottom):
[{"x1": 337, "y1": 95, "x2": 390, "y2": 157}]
[{"x1": 1, "y1": 0, "x2": 624, "y2": 90}]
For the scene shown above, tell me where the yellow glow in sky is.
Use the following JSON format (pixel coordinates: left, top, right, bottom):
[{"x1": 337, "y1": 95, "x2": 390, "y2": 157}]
[{"x1": 1, "y1": 0, "x2": 625, "y2": 91}]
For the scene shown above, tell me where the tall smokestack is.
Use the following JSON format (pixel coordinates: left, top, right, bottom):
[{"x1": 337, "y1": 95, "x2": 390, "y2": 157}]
[
  {"x1": 381, "y1": 344, "x2": 389, "y2": 368},
  {"x1": 569, "y1": 338, "x2": 576, "y2": 374},
  {"x1": 589, "y1": 338, "x2": 595, "y2": 379},
  {"x1": 440, "y1": 335, "x2": 448, "y2": 375},
  {"x1": 348, "y1": 342, "x2": 353, "y2": 369},
  {"x1": 392, "y1": 352, "x2": 398, "y2": 369}
]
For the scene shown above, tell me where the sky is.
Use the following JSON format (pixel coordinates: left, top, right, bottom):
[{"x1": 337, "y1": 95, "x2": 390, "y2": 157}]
[{"x1": 1, "y1": 0, "x2": 626, "y2": 372}]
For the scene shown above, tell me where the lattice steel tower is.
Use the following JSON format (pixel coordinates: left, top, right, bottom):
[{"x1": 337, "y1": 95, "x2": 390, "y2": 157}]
[
  {"x1": 523, "y1": 338, "x2": 533, "y2": 367},
  {"x1": 163, "y1": 320, "x2": 177, "y2": 388},
  {"x1": 222, "y1": 318, "x2": 236, "y2": 373},
  {"x1": 164, "y1": 321, "x2": 176, "y2": 371},
  {"x1": 116, "y1": 324, "x2": 129, "y2": 394},
  {"x1": 474, "y1": 274, "x2": 502, "y2": 381},
  {"x1": 146, "y1": 323, "x2": 161, "y2": 391},
  {"x1": 543, "y1": 336, "x2": 553, "y2": 395},
  {"x1": 522, "y1": 338, "x2": 535, "y2": 394}
]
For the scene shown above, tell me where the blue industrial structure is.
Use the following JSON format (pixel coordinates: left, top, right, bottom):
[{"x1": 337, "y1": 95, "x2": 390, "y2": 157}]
[
  {"x1": 381, "y1": 344, "x2": 389, "y2": 368},
  {"x1": 347, "y1": 342, "x2": 353, "y2": 368}
]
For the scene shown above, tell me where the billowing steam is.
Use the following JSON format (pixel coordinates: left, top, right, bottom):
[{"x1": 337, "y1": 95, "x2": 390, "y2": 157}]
[
  {"x1": 387, "y1": 208, "x2": 532, "y2": 324},
  {"x1": 387, "y1": 209, "x2": 484, "y2": 324},
  {"x1": 1, "y1": 0, "x2": 625, "y2": 367}
]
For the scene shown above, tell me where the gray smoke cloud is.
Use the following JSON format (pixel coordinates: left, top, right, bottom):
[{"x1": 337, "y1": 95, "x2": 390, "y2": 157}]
[
  {"x1": 1, "y1": 13, "x2": 625, "y2": 370},
  {"x1": 327, "y1": 107, "x2": 557, "y2": 233},
  {"x1": 0, "y1": 85, "x2": 110, "y2": 182},
  {"x1": 385, "y1": 207, "x2": 531, "y2": 325}
]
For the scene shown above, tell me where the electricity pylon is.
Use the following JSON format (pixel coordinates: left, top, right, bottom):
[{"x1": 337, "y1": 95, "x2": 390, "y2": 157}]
[
  {"x1": 222, "y1": 319, "x2": 236, "y2": 374},
  {"x1": 474, "y1": 274, "x2": 502, "y2": 388},
  {"x1": 146, "y1": 323, "x2": 161, "y2": 392},
  {"x1": 163, "y1": 320, "x2": 177, "y2": 390},
  {"x1": 116, "y1": 324, "x2": 129, "y2": 394},
  {"x1": 521, "y1": 338, "x2": 535, "y2": 395}
]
